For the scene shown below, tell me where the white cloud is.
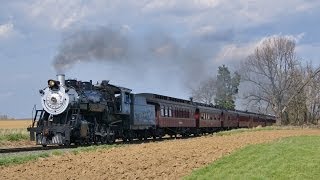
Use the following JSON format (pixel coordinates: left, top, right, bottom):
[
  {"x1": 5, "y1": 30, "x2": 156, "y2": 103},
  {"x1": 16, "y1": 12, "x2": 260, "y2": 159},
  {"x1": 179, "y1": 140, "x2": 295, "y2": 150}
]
[
  {"x1": 142, "y1": 0, "x2": 221, "y2": 13},
  {"x1": 8, "y1": 0, "x2": 319, "y2": 34},
  {"x1": 140, "y1": 0, "x2": 319, "y2": 29},
  {"x1": 254, "y1": 33, "x2": 306, "y2": 50},
  {"x1": 214, "y1": 33, "x2": 306, "y2": 63},
  {"x1": 214, "y1": 43, "x2": 256, "y2": 63},
  {"x1": 27, "y1": 0, "x2": 89, "y2": 30},
  {"x1": 193, "y1": 25, "x2": 216, "y2": 37},
  {"x1": 0, "y1": 22, "x2": 14, "y2": 39},
  {"x1": 295, "y1": 1, "x2": 320, "y2": 12}
]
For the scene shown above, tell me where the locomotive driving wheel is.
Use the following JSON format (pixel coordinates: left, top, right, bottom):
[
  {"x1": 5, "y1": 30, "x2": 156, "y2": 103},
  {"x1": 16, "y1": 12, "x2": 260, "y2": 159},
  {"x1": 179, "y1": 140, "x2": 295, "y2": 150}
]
[
  {"x1": 107, "y1": 134, "x2": 115, "y2": 144},
  {"x1": 64, "y1": 140, "x2": 70, "y2": 146},
  {"x1": 106, "y1": 127, "x2": 115, "y2": 144},
  {"x1": 100, "y1": 136, "x2": 107, "y2": 144}
]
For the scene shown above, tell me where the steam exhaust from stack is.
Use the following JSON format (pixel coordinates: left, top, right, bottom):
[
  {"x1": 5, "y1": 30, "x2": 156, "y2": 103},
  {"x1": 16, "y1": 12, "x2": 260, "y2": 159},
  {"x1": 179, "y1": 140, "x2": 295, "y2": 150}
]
[
  {"x1": 52, "y1": 26, "x2": 130, "y2": 73},
  {"x1": 52, "y1": 25, "x2": 222, "y2": 88}
]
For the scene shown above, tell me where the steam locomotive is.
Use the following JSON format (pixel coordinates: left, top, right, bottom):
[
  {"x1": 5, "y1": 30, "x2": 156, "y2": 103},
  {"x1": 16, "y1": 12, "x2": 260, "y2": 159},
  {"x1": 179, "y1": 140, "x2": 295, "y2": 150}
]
[{"x1": 27, "y1": 74, "x2": 276, "y2": 146}]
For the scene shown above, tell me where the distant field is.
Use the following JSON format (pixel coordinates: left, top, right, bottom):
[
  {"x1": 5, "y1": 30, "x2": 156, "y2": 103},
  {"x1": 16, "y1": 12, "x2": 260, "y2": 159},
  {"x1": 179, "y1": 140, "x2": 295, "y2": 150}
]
[
  {"x1": 0, "y1": 120, "x2": 32, "y2": 129},
  {"x1": 0, "y1": 120, "x2": 31, "y2": 144}
]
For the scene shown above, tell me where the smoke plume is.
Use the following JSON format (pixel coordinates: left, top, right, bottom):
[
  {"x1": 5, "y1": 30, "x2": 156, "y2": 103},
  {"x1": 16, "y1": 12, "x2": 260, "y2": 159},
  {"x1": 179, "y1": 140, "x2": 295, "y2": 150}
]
[
  {"x1": 53, "y1": 26, "x2": 130, "y2": 73},
  {"x1": 53, "y1": 25, "x2": 234, "y2": 90}
]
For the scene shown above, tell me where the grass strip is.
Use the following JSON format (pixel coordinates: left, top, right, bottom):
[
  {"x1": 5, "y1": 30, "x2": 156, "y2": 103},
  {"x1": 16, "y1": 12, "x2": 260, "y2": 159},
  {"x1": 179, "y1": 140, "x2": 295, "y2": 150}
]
[
  {"x1": 0, "y1": 128, "x2": 29, "y2": 142},
  {"x1": 0, "y1": 144, "x2": 119, "y2": 167},
  {"x1": 0, "y1": 153, "x2": 50, "y2": 166},
  {"x1": 214, "y1": 125, "x2": 305, "y2": 136},
  {"x1": 0, "y1": 134, "x2": 29, "y2": 142},
  {"x1": 71, "y1": 144, "x2": 118, "y2": 155},
  {"x1": 186, "y1": 135, "x2": 320, "y2": 180}
]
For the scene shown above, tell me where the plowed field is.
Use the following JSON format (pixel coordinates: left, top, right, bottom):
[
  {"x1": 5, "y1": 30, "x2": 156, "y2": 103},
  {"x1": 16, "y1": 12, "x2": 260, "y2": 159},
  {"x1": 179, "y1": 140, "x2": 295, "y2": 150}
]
[{"x1": 1, "y1": 129, "x2": 320, "y2": 180}]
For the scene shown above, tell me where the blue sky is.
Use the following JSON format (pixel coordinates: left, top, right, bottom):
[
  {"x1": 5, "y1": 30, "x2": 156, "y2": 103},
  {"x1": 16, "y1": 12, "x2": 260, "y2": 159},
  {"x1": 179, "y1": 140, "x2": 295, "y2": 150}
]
[{"x1": 0, "y1": 0, "x2": 320, "y2": 118}]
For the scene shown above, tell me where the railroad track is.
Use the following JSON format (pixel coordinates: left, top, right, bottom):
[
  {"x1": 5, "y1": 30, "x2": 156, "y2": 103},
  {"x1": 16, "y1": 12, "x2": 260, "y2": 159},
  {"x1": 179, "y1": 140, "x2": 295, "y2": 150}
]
[
  {"x1": 0, "y1": 134, "x2": 207, "y2": 154},
  {"x1": 0, "y1": 145, "x2": 80, "y2": 154}
]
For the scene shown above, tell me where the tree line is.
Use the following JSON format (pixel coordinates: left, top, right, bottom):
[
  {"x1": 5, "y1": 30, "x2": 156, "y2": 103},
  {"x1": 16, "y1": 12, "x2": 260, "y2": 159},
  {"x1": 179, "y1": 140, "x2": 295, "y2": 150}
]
[
  {"x1": 0, "y1": 114, "x2": 13, "y2": 120},
  {"x1": 191, "y1": 36, "x2": 320, "y2": 125}
]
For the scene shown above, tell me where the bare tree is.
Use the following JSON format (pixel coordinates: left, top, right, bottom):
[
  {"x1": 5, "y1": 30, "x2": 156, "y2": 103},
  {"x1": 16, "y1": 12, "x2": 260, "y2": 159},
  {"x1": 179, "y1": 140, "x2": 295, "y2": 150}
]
[
  {"x1": 304, "y1": 63, "x2": 320, "y2": 124},
  {"x1": 284, "y1": 66, "x2": 308, "y2": 125},
  {"x1": 241, "y1": 36, "x2": 301, "y2": 125},
  {"x1": 191, "y1": 77, "x2": 216, "y2": 104}
]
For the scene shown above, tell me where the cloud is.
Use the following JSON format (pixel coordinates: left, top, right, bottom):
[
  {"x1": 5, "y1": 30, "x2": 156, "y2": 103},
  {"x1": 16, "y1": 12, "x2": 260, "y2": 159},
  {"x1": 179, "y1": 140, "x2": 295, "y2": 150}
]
[
  {"x1": 192, "y1": 25, "x2": 235, "y2": 42},
  {"x1": 0, "y1": 22, "x2": 14, "y2": 39},
  {"x1": 257, "y1": 33, "x2": 305, "y2": 44},
  {"x1": 214, "y1": 43, "x2": 255, "y2": 63},
  {"x1": 214, "y1": 33, "x2": 306, "y2": 63},
  {"x1": 27, "y1": 0, "x2": 89, "y2": 30},
  {"x1": 142, "y1": 0, "x2": 221, "y2": 14},
  {"x1": 7, "y1": 0, "x2": 319, "y2": 34},
  {"x1": 140, "y1": 0, "x2": 320, "y2": 30},
  {"x1": 295, "y1": 1, "x2": 320, "y2": 12},
  {"x1": 1, "y1": 0, "x2": 320, "y2": 118}
]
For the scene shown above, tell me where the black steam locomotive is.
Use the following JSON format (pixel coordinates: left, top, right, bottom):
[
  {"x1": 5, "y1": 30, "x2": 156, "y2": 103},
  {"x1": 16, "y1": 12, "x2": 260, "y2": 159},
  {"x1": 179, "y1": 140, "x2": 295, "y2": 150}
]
[{"x1": 27, "y1": 74, "x2": 276, "y2": 147}]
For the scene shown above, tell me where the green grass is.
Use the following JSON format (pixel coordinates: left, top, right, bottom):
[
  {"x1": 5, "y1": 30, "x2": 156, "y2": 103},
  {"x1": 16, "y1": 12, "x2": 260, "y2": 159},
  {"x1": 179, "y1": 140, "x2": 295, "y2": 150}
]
[
  {"x1": 0, "y1": 153, "x2": 50, "y2": 166},
  {"x1": 0, "y1": 128, "x2": 29, "y2": 142},
  {"x1": 186, "y1": 136, "x2": 320, "y2": 180},
  {"x1": 214, "y1": 126, "x2": 302, "y2": 136},
  {"x1": 0, "y1": 144, "x2": 119, "y2": 167},
  {"x1": 51, "y1": 150, "x2": 64, "y2": 156}
]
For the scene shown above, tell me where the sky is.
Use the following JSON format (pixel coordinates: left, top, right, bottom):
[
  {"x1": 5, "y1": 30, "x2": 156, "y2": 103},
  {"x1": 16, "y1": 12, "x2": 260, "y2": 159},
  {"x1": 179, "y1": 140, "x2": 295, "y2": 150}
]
[{"x1": 1, "y1": 0, "x2": 320, "y2": 118}]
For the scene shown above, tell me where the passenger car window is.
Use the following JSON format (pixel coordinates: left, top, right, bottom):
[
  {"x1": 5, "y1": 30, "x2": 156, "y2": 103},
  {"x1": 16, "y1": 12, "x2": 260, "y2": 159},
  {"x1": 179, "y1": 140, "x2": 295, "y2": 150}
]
[
  {"x1": 164, "y1": 107, "x2": 168, "y2": 117},
  {"x1": 161, "y1": 106, "x2": 164, "y2": 117}
]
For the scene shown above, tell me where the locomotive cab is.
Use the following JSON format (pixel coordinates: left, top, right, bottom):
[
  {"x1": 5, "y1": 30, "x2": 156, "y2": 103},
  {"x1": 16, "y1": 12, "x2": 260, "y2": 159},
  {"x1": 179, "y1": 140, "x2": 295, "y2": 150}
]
[{"x1": 115, "y1": 87, "x2": 132, "y2": 115}]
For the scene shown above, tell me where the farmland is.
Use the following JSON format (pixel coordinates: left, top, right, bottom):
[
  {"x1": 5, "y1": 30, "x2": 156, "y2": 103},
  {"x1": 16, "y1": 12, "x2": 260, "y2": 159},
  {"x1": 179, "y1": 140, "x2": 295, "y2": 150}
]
[
  {"x1": 0, "y1": 121, "x2": 319, "y2": 179},
  {"x1": 0, "y1": 120, "x2": 32, "y2": 129},
  {"x1": 0, "y1": 129, "x2": 319, "y2": 179},
  {"x1": 0, "y1": 120, "x2": 32, "y2": 147}
]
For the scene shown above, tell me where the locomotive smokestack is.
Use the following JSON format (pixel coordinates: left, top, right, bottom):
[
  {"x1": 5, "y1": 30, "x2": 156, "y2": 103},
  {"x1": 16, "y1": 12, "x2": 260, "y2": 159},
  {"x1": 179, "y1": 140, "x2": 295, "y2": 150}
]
[{"x1": 57, "y1": 74, "x2": 65, "y2": 86}]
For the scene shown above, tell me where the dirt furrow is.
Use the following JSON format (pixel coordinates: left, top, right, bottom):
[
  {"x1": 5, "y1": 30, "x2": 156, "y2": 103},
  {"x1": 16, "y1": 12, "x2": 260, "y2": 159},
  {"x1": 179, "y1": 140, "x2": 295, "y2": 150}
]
[{"x1": 1, "y1": 129, "x2": 320, "y2": 180}]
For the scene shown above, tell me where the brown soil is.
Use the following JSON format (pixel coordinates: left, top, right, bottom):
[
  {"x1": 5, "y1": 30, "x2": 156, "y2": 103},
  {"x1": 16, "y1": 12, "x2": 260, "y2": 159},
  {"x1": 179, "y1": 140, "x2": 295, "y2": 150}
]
[{"x1": 1, "y1": 129, "x2": 320, "y2": 180}]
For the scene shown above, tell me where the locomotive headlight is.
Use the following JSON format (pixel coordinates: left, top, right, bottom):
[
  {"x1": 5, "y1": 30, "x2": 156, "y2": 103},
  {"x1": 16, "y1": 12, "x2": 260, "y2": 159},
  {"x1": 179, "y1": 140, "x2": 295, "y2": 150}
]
[{"x1": 48, "y1": 80, "x2": 55, "y2": 87}]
